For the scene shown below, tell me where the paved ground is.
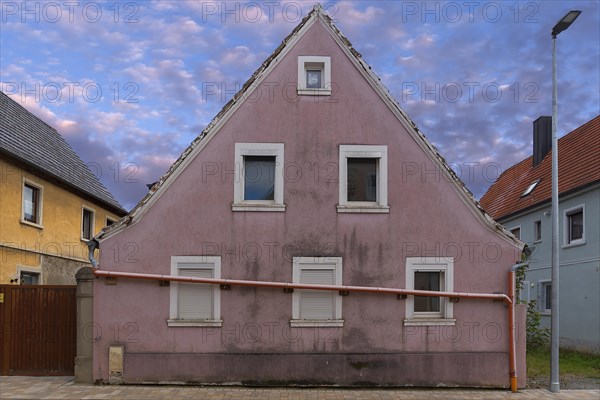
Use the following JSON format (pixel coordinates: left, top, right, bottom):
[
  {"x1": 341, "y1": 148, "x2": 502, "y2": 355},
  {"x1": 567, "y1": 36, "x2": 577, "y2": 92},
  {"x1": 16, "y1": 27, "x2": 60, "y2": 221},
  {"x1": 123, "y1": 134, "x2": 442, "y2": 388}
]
[{"x1": 0, "y1": 377, "x2": 599, "y2": 400}]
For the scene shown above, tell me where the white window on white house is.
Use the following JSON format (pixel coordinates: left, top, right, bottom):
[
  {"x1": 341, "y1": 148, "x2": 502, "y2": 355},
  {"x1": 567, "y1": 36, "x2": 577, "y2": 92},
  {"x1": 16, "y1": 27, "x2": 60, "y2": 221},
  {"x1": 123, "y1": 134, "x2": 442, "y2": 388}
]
[
  {"x1": 534, "y1": 220, "x2": 542, "y2": 242},
  {"x1": 168, "y1": 256, "x2": 222, "y2": 327},
  {"x1": 81, "y1": 207, "x2": 95, "y2": 240},
  {"x1": 338, "y1": 145, "x2": 389, "y2": 213},
  {"x1": 22, "y1": 180, "x2": 43, "y2": 226},
  {"x1": 297, "y1": 56, "x2": 331, "y2": 95},
  {"x1": 405, "y1": 257, "x2": 454, "y2": 325},
  {"x1": 539, "y1": 281, "x2": 552, "y2": 314},
  {"x1": 233, "y1": 143, "x2": 285, "y2": 212},
  {"x1": 564, "y1": 205, "x2": 585, "y2": 246},
  {"x1": 291, "y1": 257, "x2": 343, "y2": 327},
  {"x1": 509, "y1": 226, "x2": 521, "y2": 241},
  {"x1": 519, "y1": 280, "x2": 531, "y2": 303}
]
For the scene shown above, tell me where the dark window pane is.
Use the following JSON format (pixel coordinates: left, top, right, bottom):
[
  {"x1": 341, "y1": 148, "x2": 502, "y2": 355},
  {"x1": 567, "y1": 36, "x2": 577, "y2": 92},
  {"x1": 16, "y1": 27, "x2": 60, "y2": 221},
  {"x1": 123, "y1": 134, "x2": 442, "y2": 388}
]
[
  {"x1": 82, "y1": 209, "x2": 93, "y2": 239},
  {"x1": 347, "y1": 158, "x2": 377, "y2": 202},
  {"x1": 569, "y1": 211, "x2": 583, "y2": 241},
  {"x1": 414, "y1": 271, "x2": 440, "y2": 312},
  {"x1": 534, "y1": 221, "x2": 541, "y2": 241},
  {"x1": 306, "y1": 70, "x2": 322, "y2": 89},
  {"x1": 544, "y1": 283, "x2": 552, "y2": 311},
  {"x1": 106, "y1": 219, "x2": 115, "y2": 227},
  {"x1": 20, "y1": 272, "x2": 39, "y2": 285},
  {"x1": 244, "y1": 156, "x2": 275, "y2": 201},
  {"x1": 23, "y1": 184, "x2": 39, "y2": 223},
  {"x1": 511, "y1": 228, "x2": 521, "y2": 240}
]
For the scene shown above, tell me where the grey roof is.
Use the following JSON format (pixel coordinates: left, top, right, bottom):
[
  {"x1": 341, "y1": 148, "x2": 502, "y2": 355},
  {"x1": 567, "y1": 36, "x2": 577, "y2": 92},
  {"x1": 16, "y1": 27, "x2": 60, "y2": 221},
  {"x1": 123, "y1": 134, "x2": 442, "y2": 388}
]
[{"x1": 0, "y1": 91, "x2": 126, "y2": 215}]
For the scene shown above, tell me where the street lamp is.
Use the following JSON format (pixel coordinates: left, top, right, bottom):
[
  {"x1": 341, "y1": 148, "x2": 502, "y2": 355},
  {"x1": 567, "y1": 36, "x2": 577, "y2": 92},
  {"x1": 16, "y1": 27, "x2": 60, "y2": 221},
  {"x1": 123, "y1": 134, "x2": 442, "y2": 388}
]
[{"x1": 550, "y1": 9, "x2": 581, "y2": 394}]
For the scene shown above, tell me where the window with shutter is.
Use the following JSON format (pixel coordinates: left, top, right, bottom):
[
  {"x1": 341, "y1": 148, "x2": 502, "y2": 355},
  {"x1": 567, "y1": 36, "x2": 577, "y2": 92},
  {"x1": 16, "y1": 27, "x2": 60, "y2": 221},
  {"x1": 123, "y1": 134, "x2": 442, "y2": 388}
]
[
  {"x1": 291, "y1": 257, "x2": 343, "y2": 327},
  {"x1": 168, "y1": 256, "x2": 222, "y2": 327}
]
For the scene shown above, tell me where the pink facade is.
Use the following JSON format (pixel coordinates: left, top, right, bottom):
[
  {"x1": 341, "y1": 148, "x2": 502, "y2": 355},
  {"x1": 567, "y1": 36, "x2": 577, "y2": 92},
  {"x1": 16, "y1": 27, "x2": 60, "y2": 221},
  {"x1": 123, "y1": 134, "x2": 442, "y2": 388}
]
[{"x1": 93, "y1": 7, "x2": 525, "y2": 388}]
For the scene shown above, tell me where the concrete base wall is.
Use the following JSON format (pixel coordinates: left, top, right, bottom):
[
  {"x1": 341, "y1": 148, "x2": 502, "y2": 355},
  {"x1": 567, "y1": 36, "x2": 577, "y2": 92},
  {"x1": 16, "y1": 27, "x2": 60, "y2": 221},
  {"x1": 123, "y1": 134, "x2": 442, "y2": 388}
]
[{"x1": 123, "y1": 352, "x2": 513, "y2": 388}]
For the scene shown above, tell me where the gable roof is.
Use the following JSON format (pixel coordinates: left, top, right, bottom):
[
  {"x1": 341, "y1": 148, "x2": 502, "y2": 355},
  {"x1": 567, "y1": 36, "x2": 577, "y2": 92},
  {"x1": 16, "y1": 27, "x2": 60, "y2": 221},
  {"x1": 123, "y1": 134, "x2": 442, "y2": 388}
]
[
  {"x1": 480, "y1": 115, "x2": 600, "y2": 221},
  {"x1": 96, "y1": 4, "x2": 521, "y2": 249},
  {"x1": 0, "y1": 91, "x2": 127, "y2": 216}
]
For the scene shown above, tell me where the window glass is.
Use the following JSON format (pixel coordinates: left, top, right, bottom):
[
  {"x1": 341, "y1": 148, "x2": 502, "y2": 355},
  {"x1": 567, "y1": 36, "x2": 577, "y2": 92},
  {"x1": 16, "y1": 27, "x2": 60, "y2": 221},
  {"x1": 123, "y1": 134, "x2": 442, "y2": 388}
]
[
  {"x1": 534, "y1": 220, "x2": 542, "y2": 241},
  {"x1": 244, "y1": 156, "x2": 275, "y2": 201},
  {"x1": 82, "y1": 209, "x2": 93, "y2": 240},
  {"x1": 414, "y1": 271, "x2": 441, "y2": 312},
  {"x1": 510, "y1": 227, "x2": 521, "y2": 240},
  {"x1": 347, "y1": 158, "x2": 377, "y2": 202},
  {"x1": 568, "y1": 211, "x2": 583, "y2": 241},
  {"x1": 306, "y1": 70, "x2": 322, "y2": 89},
  {"x1": 20, "y1": 271, "x2": 39, "y2": 285},
  {"x1": 23, "y1": 184, "x2": 39, "y2": 223},
  {"x1": 544, "y1": 283, "x2": 552, "y2": 311}
]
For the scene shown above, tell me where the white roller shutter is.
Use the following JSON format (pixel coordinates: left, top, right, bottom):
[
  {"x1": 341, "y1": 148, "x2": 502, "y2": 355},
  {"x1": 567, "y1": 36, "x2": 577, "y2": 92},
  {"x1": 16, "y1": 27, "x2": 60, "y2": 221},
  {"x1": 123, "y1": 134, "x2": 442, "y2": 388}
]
[
  {"x1": 178, "y1": 268, "x2": 213, "y2": 319},
  {"x1": 299, "y1": 269, "x2": 334, "y2": 319}
]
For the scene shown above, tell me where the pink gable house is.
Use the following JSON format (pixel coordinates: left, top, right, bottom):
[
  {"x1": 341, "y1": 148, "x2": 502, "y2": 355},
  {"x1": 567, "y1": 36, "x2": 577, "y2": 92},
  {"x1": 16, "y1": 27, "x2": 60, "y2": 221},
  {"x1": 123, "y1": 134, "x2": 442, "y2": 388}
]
[{"x1": 92, "y1": 5, "x2": 526, "y2": 389}]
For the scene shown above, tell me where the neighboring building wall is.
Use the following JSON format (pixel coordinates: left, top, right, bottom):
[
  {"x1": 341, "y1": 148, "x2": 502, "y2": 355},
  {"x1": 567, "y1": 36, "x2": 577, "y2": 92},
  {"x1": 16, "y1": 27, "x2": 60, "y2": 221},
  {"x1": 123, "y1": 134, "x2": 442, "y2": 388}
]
[
  {"x1": 93, "y1": 20, "x2": 524, "y2": 387},
  {"x1": 0, "y1": 157, "x2": 122, "y2": 284},
  {"x1": 502, "y1": 183, "x2": 600, "y2": 353}
]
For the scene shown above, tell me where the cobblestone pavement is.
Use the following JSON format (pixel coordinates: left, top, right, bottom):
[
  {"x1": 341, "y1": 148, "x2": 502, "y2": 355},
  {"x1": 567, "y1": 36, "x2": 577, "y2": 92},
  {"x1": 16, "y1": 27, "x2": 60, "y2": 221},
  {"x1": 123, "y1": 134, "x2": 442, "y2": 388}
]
[{"x1": 1, "y1": 377, "x2": 599, "y2": 400}]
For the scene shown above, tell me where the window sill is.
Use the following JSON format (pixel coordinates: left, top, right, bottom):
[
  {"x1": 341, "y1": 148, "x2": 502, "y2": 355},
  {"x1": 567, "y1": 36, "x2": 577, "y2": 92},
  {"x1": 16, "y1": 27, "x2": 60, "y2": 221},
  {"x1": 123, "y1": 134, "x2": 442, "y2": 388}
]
[
  {"x1": 167, "y1": 319, "x2": 223, "y2": 327},
  {"x1": 232, "y1": 203, "x2": 286, "y2": 212},
  {"x1": 562, "y1": 240, "x2": 585, "y2": 249},
  {"x1": 298, "y1": 89, "x2": 331, "y2": 96},
  {"x1": 403, "y1": 318, "x2": 456, "y2": 326},
  {"x1": 290, "y1": 319, "x2": 344, "y2": 327},
  {"x1": 337, "y1": 205, "x2": 390, "y2": 214},
  {"x1": 20, "y1": 219, "x2": 43, "y2": 229}
]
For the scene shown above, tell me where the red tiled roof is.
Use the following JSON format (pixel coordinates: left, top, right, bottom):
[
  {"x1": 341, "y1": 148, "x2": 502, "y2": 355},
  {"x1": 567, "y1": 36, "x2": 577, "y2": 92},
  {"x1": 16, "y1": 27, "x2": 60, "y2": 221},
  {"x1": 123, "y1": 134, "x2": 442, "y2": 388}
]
[{"x1": 480, "y1": 115, "x2": 600, "y2": 220}]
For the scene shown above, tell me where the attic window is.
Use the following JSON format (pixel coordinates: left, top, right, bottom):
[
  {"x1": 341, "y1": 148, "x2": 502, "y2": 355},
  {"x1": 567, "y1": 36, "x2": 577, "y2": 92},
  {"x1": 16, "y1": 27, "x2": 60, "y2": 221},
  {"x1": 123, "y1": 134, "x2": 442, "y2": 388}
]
[
  {"x1": 298, "y1": 56, "x2": 331, "y2": 95},
  {"x1": 521, "y1": 179, "x2": 540, "y2": 197}
]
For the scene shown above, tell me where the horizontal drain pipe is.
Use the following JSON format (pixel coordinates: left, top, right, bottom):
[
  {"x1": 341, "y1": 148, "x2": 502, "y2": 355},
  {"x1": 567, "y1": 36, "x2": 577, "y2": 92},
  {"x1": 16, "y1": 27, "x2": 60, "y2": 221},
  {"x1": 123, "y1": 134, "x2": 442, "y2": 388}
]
[{"x1": 92, "y1": 268, "x2": 518, "y2": 391}]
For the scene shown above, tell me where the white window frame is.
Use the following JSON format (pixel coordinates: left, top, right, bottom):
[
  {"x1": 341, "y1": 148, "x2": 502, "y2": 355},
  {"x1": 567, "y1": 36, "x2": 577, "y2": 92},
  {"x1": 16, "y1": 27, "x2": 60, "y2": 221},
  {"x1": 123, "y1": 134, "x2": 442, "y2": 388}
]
[
  {"x1": 405, "y1": 257, "x2": 455, "y2": 326},
  {"x1": 509, "y1": 225, "x2": 521, "y2": 241},
  {"x1": 291, "y1": 257, "x2": 343, "y2": 327},
  {"x1": 16, "y1": 265, "x2": 42, "y2": 285},
  {"x1": 519, "y1": 280, "x2": 531, "y2": 303},
  {"x1": 297, "y1": 56, "x2": 331, "y2": 95},
  {"x1": 538, "y1": 280, "x2": 552, "y2": 315},
  {"x1": 81, "y1": 206, "x2": 96, "y2": 241},
  {"x1": 233, "y1": 143, "x2": 285, "y2": 212},
  {"x1": 21, "y1": 178, "x2": 43, "y2": 228},
  {"x1": 533, "y1": 220, "x2": 542, "y2": 243},
  {"x1": 563, "y1": 204, "x2": 585, "y2": 247},
  {"x1": 338, "y1": 145, "x2": 389, "y2": 213},
  {"x1": 168, "y1": 256, "x2": 222, "y2": 327}
]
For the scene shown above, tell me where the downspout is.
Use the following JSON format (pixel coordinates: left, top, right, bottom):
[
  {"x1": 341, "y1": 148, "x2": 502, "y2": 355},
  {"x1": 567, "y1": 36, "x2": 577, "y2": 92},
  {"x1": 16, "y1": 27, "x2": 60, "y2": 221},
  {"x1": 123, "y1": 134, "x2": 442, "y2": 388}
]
[
  {"x1": 86, "y1": 239, "x2": 99, "y2": 268},
  {"x1": 508, "y1": 261, "x2": 528, "y2": 393}
]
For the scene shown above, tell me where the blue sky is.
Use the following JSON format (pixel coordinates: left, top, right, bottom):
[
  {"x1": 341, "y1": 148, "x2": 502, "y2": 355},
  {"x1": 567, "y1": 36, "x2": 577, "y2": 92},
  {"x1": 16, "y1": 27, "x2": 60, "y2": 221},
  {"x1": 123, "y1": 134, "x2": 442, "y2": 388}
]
[{"x1": 1, "y1": 1, "x2": 598, "y2": 211}]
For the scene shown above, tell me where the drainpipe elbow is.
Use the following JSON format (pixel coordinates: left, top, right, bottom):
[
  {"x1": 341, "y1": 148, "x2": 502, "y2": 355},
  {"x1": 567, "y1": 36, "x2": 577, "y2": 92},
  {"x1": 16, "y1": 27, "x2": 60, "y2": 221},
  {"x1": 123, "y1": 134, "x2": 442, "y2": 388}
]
[{"x1": 86, "y1": 239, "x2": 99, "y2": 269}]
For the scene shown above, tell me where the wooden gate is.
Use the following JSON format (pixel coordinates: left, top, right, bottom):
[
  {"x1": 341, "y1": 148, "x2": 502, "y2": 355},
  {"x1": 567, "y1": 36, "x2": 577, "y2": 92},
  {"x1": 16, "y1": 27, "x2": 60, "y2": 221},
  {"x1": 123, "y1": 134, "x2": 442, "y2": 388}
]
[{"x1": 0, "y1": 285, "x2": 76, "y2": 375}]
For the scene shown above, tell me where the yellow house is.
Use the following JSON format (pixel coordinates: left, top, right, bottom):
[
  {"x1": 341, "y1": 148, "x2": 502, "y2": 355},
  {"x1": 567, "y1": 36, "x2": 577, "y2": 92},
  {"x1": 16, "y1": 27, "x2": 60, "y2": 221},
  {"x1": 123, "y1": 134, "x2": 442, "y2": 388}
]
[{"x1": 0, "y1": 92, "x2": 127, "y2": 284}]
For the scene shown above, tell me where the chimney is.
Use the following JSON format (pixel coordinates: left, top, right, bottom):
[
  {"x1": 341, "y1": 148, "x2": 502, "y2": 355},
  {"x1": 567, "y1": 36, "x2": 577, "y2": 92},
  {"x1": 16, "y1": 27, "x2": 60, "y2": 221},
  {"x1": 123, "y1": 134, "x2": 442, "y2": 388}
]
[{"x1": 533, "y1": 116, "x2": 552, "y2": 167}]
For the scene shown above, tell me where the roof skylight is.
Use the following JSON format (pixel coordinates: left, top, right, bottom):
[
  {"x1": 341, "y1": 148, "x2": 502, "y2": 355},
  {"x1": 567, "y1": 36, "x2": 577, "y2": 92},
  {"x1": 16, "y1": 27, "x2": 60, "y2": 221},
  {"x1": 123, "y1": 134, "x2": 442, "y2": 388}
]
[{"x1": 521, "y1": 179, "x2": 540, "y2": 197}]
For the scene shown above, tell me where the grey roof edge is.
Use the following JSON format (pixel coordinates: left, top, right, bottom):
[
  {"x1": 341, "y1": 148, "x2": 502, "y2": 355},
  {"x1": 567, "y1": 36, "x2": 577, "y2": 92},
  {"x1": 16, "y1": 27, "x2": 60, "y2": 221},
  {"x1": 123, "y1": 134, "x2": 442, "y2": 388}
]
[
  {"x1": 0, "y1": 91, "x2": 127, "y2": 216},
  {"x1": 0, "y1": 148, "x2": 127, "y2": 216},
  {"x1": 96, "y1": 3, "x2": 522, "y2": 251}
]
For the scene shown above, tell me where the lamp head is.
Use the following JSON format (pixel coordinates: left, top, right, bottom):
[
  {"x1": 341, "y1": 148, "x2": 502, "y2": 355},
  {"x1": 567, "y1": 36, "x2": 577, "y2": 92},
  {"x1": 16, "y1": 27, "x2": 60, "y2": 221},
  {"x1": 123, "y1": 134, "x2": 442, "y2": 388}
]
[{"x1": 552, "y1": 10, "x2": 581, "y2": 37}]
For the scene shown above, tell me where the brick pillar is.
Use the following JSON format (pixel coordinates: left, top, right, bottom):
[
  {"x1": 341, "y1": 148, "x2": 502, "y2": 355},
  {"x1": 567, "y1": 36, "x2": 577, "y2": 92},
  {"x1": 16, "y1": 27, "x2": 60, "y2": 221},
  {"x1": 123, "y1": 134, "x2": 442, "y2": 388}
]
[{"x1": 75, "y1": 267, "x2": 94, "y2": 383}]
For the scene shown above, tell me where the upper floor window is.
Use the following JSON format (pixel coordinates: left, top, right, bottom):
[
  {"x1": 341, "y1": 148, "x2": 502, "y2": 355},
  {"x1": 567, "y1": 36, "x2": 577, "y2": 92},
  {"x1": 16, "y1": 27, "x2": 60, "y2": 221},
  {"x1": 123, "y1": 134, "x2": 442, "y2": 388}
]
[
  {"x1": 106, "y1": 217, "x2": 116, "y2": 227},
  {"x1": 297, "y1": 56, "x2": 331, "y2": 95},
  {"x1": 564, "y1": 205, "x2": 585, "y2": 246},
  {"x1": 233, "y1": 143, "x2": 285, "y2": 212},
  {"x1": 338, "y1": 145, "x2": 389, "y2": 213},
  {"x1": 509, "y1": 226, "x2": 521, "y2": 240},
  {"x1": 405, "y1": 257, "x2": 455, "y2": 325},
  {"x1": 534, "y1": 220, "x2": 542, "y2": 242},
  {"x1": 82, "y1": 207, "x2": 95, "y2": 240},
  {"x1": 22, "y1": 180, "x2": 43, "y2": 226}
]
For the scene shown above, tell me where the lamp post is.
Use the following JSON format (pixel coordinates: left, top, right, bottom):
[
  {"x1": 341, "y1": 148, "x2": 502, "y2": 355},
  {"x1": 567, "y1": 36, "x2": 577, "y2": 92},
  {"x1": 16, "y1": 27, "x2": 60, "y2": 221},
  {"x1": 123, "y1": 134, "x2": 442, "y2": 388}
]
[{"x1": 550, "y1": 9, "x2": 581, "y2": 394}]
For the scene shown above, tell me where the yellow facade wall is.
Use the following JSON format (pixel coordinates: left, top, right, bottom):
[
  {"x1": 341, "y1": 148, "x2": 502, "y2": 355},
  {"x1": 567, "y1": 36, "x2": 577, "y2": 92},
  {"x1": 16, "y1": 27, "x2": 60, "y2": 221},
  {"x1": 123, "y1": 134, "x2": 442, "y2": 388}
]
[{"x1": 0, "y1": 157, "x2": 123, "y2": 284}]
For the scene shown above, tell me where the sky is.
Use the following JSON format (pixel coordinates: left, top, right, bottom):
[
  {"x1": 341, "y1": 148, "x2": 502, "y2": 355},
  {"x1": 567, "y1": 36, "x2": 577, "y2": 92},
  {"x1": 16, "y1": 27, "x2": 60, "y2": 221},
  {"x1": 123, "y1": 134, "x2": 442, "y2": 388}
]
[{"x1": 1, "y1": 0, "x2": 599, "y2": 211}]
